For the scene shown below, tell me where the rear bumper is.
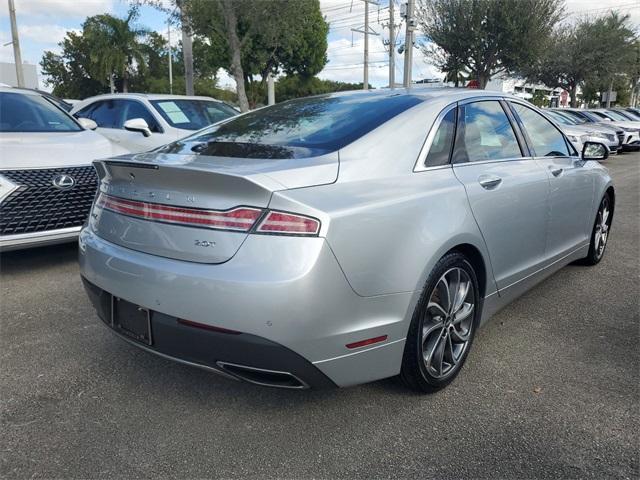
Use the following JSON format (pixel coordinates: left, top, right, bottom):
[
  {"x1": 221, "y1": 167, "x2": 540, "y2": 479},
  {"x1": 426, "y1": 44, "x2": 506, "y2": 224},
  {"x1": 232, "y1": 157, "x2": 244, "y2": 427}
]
[
  {"x1": 82, "y1": 277, "x2": 336, "y2": 389},
  {"x1": 78, "y1": 227, "x2": 413, "y2": 388},
  {"x1": 0, "y1": 226, "x2": 80, "y2": 251}
]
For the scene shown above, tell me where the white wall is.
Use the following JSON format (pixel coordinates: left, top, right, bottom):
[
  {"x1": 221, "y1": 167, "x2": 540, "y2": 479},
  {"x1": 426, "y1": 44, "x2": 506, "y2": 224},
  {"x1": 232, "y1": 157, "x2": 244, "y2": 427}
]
[{"x1": 0, "y1": 62, "x2": 38, "y2": 89}]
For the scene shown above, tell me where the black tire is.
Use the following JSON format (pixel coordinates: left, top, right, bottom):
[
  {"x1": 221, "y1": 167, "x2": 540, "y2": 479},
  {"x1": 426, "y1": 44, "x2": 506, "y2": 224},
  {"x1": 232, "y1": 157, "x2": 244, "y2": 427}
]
[
  {"x1": 582, "y1": 192, "x2": 613, "y2": 266},
  {"x1": 400, "y1": 252, "x2": 481, "y2": 393}
]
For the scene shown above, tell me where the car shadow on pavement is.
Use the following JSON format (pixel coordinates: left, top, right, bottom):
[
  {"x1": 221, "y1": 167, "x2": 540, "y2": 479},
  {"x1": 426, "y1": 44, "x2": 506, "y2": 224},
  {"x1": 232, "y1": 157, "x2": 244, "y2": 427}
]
[{"x1": 0, "y1": 243, "x2": 78, "y2": 275}]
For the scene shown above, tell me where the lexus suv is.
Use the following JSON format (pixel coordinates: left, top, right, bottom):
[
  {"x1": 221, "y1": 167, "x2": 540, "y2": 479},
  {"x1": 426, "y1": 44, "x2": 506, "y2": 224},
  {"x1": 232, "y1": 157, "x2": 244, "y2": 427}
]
[
  {"x1": 0, "y1": 87, "x2": 128, "y2": 250},
  {"x1": 79, "y1": 89, "x2": 614, "y2": 391}
]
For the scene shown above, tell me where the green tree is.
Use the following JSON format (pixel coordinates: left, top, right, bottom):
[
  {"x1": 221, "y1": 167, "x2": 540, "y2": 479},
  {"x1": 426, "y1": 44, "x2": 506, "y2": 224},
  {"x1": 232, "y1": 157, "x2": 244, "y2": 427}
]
[
  {"x1": 187, "y1": 0, "x2": 328, "y2": 111},
  {"x1": 524, "y1": 12, "x2": 637, "y2": 107},
  {"x1": 83, "y1": 8, "x2": 148, "y2": 93},
  {"x1": 40, "y1": 31, "x2": 105, "y2": 98},
  {"x1": 416, "y1": 0, "x2": 561, "y2": 89}
]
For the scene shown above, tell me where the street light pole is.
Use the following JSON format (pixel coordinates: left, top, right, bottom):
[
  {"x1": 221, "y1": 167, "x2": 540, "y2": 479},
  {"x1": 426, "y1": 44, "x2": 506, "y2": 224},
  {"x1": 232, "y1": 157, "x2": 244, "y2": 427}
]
[{"x1": 7, "y1": 0, "x2": 24, "y2": 87}]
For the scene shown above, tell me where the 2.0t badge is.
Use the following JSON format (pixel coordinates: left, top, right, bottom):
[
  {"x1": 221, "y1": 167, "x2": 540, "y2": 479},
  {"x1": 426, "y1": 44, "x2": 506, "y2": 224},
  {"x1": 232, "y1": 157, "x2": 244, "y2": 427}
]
[{"x1": 52, "y1": 174, "x2": 75, "y2": 190}]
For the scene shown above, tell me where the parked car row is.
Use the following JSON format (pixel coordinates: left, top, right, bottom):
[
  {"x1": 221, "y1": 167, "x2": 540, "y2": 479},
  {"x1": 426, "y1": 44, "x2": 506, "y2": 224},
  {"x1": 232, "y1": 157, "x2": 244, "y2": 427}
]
[{"x1": 547, "y1": 107, "x2": 640, "y2": 152}]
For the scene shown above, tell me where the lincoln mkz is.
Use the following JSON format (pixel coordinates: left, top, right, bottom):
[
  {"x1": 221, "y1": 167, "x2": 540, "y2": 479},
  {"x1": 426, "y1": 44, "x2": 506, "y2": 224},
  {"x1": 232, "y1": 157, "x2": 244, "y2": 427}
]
[{"x1": 79, "y1": 89, "x2": 614, "y2": 391}]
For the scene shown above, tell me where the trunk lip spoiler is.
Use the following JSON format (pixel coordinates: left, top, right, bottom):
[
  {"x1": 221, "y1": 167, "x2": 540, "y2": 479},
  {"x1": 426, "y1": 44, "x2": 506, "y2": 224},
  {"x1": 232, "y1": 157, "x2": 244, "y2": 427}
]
[{"x1": 102, "y1": 160, "x2": 159, "y2": 170}]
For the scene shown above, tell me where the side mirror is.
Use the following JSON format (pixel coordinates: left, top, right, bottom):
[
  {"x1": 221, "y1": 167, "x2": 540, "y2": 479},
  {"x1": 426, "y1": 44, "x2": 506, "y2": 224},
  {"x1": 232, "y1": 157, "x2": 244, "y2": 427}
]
[
  {"x1": 77, "y1": 117, "x2": 97, "y2": 130},
  {"x1": 582, "y1": 141, "x2": 609, "y2": 161},
  {"x1": 123, "y1": 118, "x2": 152, "y2": 137}
]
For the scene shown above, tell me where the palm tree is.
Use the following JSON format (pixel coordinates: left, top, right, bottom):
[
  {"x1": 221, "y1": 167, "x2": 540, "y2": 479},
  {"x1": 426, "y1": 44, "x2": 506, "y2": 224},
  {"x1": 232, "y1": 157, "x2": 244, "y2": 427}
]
[{"x1": 85, "y1": 8, "x2": 148, "y2": 93}]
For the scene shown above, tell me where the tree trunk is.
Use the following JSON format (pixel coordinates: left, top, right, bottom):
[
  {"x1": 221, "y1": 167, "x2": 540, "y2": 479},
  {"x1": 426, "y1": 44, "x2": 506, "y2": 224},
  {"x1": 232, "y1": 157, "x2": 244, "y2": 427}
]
[
  {"x1": 569, "y1": 84, "x2": 578, "y2": 108},
  {"x1": 221, "y1": 0, "x2": 249, "y2": 112},
  {"x1": 478, "y1": 71, "x2": 490, "y2": 90},
  {"x1": 122, "y1": 69, "x2": 129, "y2": 93},
  {"x1": 109, "y1": 73, "x2": 115, "y2": 94}
]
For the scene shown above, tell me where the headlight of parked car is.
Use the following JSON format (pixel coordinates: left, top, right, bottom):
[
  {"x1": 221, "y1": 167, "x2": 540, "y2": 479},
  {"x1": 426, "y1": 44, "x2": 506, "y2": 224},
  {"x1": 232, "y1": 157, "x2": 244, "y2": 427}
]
[
  {"x1": 588, "y1": 132, "x2": 610, "y2": 141},
  {"x1": 621, "y1": 127, "x2": 640, "y2": 133},
  {"x1": 0, "y1": 174, "x2": 19, "y2": 204}
]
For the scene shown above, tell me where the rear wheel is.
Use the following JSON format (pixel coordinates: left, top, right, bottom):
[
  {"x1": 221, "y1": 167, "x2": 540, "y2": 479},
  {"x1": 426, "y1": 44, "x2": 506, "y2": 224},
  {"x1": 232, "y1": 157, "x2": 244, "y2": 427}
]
[
  {"x1": 400, "y1": 252, "x2": 480, "y2": 393},
  {"x1": 582, "y1": 193, "x2": 613, "y2": 266}
]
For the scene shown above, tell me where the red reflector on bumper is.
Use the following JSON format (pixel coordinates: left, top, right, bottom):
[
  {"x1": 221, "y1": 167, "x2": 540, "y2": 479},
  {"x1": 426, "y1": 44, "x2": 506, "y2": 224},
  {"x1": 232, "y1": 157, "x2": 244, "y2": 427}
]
[
  {"x1": 345, "y1": 335, "x2": 388, "y2": 349},
  {"x1": 177, "y1": 318, "x2": 241, "y2": 335}
]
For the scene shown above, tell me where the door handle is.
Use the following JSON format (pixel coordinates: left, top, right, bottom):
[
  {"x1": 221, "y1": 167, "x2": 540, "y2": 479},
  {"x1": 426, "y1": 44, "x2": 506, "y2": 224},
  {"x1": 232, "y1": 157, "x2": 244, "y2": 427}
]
[
  {"x1": 478, "y1": 175, "x2": 502, "y2": 190},
  {"x1": 549, "y1": 167, "x2": 564, "y2": 177}
]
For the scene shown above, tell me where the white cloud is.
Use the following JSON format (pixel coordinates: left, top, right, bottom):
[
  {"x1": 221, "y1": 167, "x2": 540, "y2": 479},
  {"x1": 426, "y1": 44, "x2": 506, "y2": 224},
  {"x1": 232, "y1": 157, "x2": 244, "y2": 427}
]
[
  {"x1": 19, "y1": 25, "x2": 79, "y2": 45},
  {"x1": 0, "y1": 0, "x2": 116, "y2": 19}
]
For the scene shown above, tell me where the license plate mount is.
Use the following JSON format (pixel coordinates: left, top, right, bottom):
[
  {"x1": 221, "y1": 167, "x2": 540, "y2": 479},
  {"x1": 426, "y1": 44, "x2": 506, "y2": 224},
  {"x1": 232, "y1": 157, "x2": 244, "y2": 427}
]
[{"x1": 111, "y1": 297, "x2": 153, "y2": 346}]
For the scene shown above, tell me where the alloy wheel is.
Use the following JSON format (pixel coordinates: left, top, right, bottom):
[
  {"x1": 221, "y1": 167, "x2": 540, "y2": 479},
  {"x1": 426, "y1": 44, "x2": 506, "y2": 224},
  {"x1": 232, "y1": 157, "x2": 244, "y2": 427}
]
[
  {"x1": 594, "y1": 197, "x2": 611, "y2": 260},
  {"x1": 421, "y1": 267, "x2": 475, "y2": 379}
]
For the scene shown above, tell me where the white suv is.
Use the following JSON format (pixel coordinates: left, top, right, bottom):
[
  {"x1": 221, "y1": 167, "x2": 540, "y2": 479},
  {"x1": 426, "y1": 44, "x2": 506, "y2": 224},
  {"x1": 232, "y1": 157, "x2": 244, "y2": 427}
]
[
  {"x1": 0, "y1": 87, "x2": 129, "y2": 250},
  {"x1": 70, "y1": 93, "x2": 238, "y2": 153}
]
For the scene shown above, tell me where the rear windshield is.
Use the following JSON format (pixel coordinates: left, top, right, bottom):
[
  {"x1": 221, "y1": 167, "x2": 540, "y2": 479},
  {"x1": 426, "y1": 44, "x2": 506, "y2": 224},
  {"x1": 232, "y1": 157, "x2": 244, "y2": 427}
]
[
  {"x1": 150, "y1": 99, "x2": 238, "y2": 130},
  {"x1": 0, "y1": 91, "x2": 81, "y2": 132},
  {"x1": 157, "y1": 93, "x2": 424, "y2": 159}
]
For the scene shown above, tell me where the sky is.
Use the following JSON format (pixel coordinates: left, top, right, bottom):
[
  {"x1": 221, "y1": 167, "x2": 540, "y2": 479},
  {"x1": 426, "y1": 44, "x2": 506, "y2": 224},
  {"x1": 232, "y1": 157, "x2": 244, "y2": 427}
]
[{"x1": 0, "y1": 0, "x2": 638, "y2": 93}]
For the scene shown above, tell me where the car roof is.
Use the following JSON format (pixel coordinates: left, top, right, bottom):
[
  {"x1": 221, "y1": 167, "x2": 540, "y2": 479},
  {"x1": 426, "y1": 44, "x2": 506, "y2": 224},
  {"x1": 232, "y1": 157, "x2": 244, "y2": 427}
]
[
  {"x1": 78, "y1": 92, "x2": 223, "y2": 103},
  {"x1": 299, "y1": 87, "x2": 523, "y2": 102},
  {"x1": 0, "y1": 86, "x2": 40, "y2": 96}
]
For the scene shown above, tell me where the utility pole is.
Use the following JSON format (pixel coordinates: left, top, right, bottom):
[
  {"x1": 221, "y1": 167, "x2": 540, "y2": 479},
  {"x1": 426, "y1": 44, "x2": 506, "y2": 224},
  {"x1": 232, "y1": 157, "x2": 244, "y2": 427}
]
[
  {"x1": 402, "y1": 0, "x2": 415, "y2": 88},
  {"x1": 267, "y1": 73, "x2": 275, "y2": 105},
  {"x1": 7, "y1": 0, "x2": 24, "y2": 87},
  {"x1": 388, "y1": 0, "x2": 395, "y2": 89},
  {"x1": 167, "y1": 20, "x2": 173, "y2": 94},
  {"x1": 178, "y1": 2, "x2": 194, "y2": 96},
  {"x1": 363, "y1": 1, "x2": 369, "y2": 90},
  {"x1": 351, "y1": 0, "x2": 379, "y2": 90}
]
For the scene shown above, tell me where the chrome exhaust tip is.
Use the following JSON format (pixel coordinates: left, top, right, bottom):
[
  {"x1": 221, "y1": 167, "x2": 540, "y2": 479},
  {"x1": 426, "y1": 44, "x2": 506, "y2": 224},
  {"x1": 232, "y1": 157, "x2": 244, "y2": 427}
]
[{"x1": 216, "y1": 361, "x2": 309, "y2": 389}]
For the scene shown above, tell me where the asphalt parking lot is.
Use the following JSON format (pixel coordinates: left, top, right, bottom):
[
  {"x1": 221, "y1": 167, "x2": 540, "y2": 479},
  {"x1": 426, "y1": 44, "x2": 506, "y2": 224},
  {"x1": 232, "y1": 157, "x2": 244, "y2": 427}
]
[{"x1": 1, "y1": 153, "x2": 638, "y2": 480}]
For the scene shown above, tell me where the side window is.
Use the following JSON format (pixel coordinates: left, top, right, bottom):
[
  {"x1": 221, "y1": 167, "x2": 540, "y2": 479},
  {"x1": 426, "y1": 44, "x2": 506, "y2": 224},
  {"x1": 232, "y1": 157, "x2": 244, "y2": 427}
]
[
  {"x1": 511, "y1": 103, "x2": 570, "y2": 157},
  {"x1": 424, "y1": 108, "x2": 456, "y2": 167},
  {"x1": 454, "y1": 101, "x2": 522, "y2": 163},
  {"x1": 74, "y1": 104, "x2": 95, "y2": 120},
  {"x1": 89, "y1": 100, "x2": 121, "y2": 129},
  {"x1": 122, "y1": 100, "x2": 161, "y2": 133}
]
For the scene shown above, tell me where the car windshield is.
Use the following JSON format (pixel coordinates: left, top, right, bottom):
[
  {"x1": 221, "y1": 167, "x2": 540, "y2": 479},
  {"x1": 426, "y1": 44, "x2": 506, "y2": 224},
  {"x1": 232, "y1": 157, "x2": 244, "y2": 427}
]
[
  {"x1": 555, "y1": 110, "x2": 588, "y2": 124},
  {"x1": 547, "y1": 111, "x2": 576, "y2": 125},
  {"x1": 0, "y1": 91, "x2": 82, "y2": 132},
  {"x1": 601, "y1": 110, "x2": 630, "y2": 122},
  {"x1": 590, "y1": 111, "x2": 616, "y2": 121},
  {"x1": 157, "y1": 93, "x2": 424, "y2": 159},
  {"x1": 621, "y1": 110, "x2": 640, "y2": 120},
  {"x1": 150, "y1": 99, "x2": 238, "y2": 130},
  {"x1": 609, "y1": 110, "x2": 637, "y2": 121}
]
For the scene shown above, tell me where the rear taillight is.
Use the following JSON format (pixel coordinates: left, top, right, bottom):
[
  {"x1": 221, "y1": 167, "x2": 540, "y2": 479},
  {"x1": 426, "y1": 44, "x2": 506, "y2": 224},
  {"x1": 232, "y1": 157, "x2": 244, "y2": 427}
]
[
  {"x1": 95, "y1": 193, "x2": 321, "y2": 236},
  {"x1": 256, "y1": 211, "x2": 321, "y2": 236},
  {"x1": 96, "y1": 194, "x2": 262, "y2": 232}
]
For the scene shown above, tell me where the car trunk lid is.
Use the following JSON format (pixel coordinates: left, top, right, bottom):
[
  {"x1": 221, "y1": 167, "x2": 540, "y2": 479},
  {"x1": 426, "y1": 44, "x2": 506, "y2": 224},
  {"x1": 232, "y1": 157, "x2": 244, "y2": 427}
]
[{"x1": 90, "y1": 152, "x2": 337, "y2": 263}]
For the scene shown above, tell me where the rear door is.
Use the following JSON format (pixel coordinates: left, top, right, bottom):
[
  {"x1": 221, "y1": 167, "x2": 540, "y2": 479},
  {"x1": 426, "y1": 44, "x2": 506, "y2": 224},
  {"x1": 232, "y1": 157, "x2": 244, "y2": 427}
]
[
  {"x1": 509, "y1": 101, "x2": 594, "y2": 261},
  {"x1": 452, "y1": 99, "x2": 550, "y2": 291}
]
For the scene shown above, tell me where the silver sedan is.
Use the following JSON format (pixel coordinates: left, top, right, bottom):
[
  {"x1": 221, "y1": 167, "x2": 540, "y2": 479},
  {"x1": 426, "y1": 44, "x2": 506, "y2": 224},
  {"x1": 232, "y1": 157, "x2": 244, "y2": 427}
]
[{"x1": 79, "y1": 89, "x2": 614, "y2": 392}]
